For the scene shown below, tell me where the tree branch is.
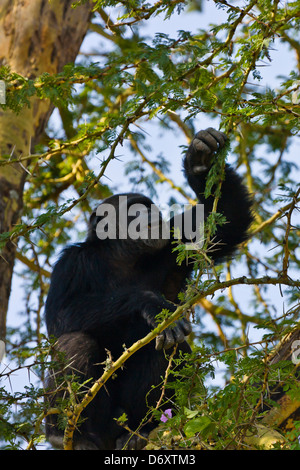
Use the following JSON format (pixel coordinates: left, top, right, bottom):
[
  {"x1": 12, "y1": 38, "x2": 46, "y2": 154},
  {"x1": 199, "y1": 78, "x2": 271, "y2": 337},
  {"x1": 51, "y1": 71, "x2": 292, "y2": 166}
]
[{"x1": 62, "y1": 274, "x2": 300, "y2": 449}]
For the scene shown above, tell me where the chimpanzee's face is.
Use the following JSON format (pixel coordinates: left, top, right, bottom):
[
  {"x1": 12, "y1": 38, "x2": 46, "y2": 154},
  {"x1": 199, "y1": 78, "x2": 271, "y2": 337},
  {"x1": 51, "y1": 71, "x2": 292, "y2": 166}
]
[{"x1": 88, "y1": 193, "x2": 169, "y2": 251}]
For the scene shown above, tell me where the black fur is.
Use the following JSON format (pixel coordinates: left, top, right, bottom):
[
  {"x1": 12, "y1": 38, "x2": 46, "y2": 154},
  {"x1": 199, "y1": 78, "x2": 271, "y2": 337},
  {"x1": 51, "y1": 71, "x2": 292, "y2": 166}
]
[{"x1": 45, "y1": 128, "x2": 253, "y2": 450}]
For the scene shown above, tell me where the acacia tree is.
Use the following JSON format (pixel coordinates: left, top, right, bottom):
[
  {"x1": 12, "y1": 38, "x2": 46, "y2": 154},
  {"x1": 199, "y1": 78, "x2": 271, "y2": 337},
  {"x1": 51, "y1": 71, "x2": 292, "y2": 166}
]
[
  {"x1": 0, "y1": 0, "x2": 93, "y2": 344},
  {"x1": 0, "y1": 0, "x2": 300, "y2": 450}
]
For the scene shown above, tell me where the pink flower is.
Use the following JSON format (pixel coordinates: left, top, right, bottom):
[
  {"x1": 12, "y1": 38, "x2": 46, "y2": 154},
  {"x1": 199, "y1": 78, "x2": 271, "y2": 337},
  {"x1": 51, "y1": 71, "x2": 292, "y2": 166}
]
[{"x1": 160, "y1": 408, "x2": 172, "y2": 423}]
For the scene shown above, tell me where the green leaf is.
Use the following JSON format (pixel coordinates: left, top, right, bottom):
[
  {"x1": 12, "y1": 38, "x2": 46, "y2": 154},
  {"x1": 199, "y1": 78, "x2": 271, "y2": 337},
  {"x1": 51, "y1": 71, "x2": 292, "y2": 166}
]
[
  {"x1": 184, "y1": 416, "x2": 215, "y2": 438},
  {"x1": 183, "y1": 407, "x2": 199, "y2": 419}
]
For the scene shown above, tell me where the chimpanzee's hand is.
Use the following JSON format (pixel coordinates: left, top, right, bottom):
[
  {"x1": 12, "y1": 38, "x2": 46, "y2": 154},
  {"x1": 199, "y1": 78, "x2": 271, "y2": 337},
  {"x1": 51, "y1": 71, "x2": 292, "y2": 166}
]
[
  {"x1": 140, "y1": 293, "x2": 191, "y2": 350},
  {"x1": 155, "y1": 317, "x2": 191, "y2": 351},
  {"x1": 186, "y1": 128, "x2": 228, "y2": 174}
]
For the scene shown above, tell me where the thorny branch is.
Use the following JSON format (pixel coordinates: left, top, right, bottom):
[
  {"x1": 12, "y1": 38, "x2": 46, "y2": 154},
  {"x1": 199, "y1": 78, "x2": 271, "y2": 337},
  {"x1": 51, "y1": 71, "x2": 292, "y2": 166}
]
[{"x1": 62, "y1": 273, "x2": 300, "y2": 449}]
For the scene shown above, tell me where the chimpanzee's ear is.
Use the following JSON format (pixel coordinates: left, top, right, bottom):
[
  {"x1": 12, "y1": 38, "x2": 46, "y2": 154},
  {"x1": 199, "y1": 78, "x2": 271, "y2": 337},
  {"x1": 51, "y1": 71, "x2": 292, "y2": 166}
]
[
  {"x1": 89, "y1": 211, "x2": 98, "y2": 231},
  {"x1": 87, "y1": 211, "x2": 101, "y2": 240}
]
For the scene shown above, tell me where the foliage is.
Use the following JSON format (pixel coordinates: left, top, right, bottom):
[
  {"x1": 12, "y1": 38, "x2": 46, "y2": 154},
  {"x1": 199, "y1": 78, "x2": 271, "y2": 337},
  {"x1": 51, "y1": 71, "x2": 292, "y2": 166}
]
[{"x1": 0, "y1": 0, "x2": 300, "y2": 450}]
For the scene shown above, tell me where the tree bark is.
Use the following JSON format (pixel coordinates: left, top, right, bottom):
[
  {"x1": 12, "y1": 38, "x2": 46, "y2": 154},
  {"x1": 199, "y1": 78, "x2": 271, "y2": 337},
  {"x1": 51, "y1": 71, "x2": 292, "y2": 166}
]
[
  {"x1": 263, "y1": 328, "x2": 300, "y2": 430},
  {"x1": 0, "y1": 0, "x2": 93, "y2": 343}
]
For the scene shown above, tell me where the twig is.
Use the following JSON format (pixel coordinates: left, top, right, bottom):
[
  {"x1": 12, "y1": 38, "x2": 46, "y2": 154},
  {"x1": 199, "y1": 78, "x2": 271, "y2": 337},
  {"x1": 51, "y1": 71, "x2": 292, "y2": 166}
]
[
  {"x1": 282, "y1": 187, "x2": 300, "y2": 277},
  {"x1": 62, "y1": 274, "x2": 300, "y2": 449}
]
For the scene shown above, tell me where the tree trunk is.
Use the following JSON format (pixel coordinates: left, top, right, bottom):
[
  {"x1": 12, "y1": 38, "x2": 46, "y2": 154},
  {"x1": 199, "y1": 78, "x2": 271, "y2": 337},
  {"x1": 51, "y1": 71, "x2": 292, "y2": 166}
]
[
  {"x1": 263, "y1": 328, "x2": 300, "y2": 429},
  {"x1": 0, "y1": 0, "x2": 93, "y2": 343}
]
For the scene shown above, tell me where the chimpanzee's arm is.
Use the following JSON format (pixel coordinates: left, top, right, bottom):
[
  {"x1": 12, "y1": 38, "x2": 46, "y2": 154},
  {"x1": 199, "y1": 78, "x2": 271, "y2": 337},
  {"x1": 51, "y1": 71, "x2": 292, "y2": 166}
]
[
  {"x1": 45, "y1": 245, "x2": 190, "y2": 349},
  {"x1": 183, "y1": 128, "x2": 253, "y2": 260}
]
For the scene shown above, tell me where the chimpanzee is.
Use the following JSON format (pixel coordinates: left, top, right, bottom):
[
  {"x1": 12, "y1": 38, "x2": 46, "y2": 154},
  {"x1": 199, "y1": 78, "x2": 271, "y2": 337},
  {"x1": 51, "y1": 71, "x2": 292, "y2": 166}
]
[{"x1": 45, "y1": 128, "x2": 253, "y2": 450}]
